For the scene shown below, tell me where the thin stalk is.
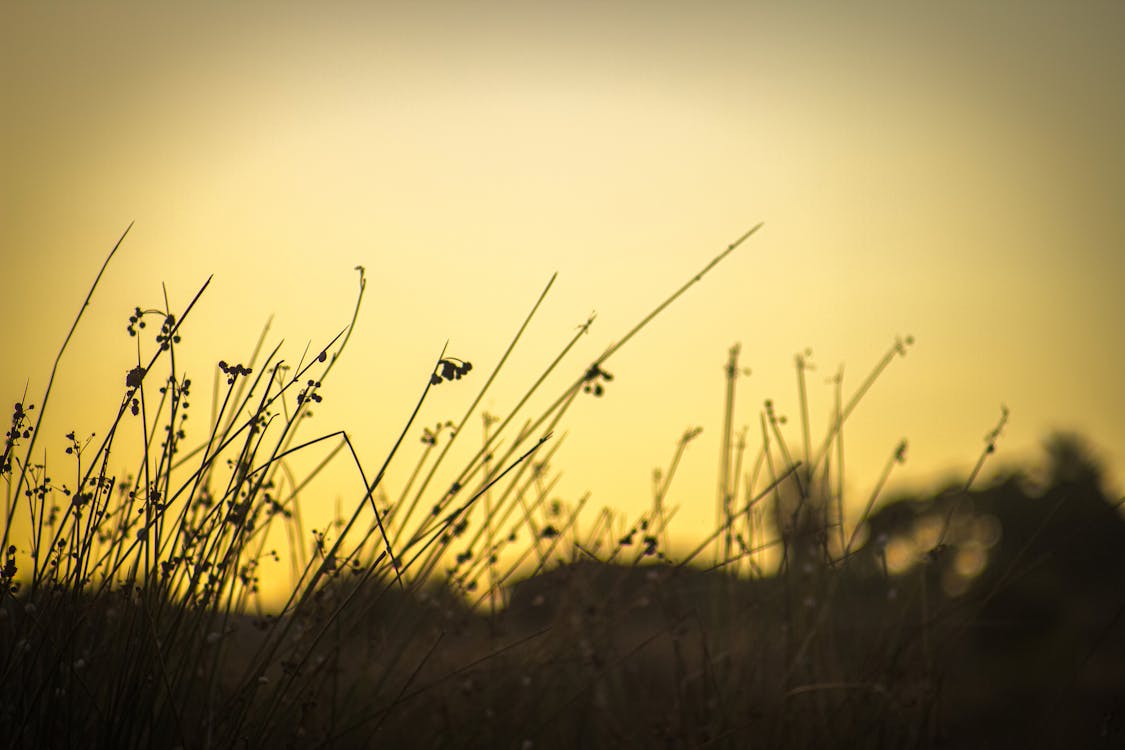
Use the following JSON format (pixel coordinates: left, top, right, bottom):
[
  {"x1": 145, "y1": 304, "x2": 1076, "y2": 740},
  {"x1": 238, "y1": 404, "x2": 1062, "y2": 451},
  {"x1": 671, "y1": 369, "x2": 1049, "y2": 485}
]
[
  {"x1": 844, "y1": 439, "x2": 907, "y2": 556},
  {"x1": 5, "y1": 222, "x2": 132, "y2": 551},
  {"x1": 393, "y1": 274, "x2": 556, "y2": 548},
  {"x1": 810, "y1": 335, "x2": 913, "y2": 476},
  {"x1": 718, "y1": 344, "x2": 739, "y2": 564}
]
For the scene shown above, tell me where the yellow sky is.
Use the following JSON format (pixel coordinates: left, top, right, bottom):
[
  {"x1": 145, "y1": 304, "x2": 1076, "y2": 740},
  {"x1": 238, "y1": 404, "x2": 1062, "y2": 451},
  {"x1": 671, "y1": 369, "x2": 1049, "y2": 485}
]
[{"x1": 3, "y1": 2, "x2": 1124, "y2": 597}]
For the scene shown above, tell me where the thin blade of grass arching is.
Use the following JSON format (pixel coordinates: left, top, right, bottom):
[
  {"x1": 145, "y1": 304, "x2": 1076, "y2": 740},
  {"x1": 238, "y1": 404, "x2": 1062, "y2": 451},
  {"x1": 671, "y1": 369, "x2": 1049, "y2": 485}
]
[
  {"x1": 346, "y1": 341, "x2": 456, "y2": 560},
  {"x1": 389, "y1": 273, "x2": 557, "y2": 551},
  {"x1": 241, "y1": 435, "x2": 344, "y2": 585},
  {"x1": 4, "y1": 222, "x2": 132, "y2": 553},
  {"x1": 257, "y1": 429, "x2": 397, "y2": 622},
  {"x1": 245, "y1": 434, "x2": 551, "y2": 742},
  {"x1": 280, "y1": 265, "x2": 366, "y2": 423},
  {"x1": 269, "y1": 344, "x2": 456, "y2": 625},
  {"x1": 277, "y1": 457, "x2": 314, "y2": 575},
  {"x1": 238, "y1": 427, "x2": 400, "y2": 601}
]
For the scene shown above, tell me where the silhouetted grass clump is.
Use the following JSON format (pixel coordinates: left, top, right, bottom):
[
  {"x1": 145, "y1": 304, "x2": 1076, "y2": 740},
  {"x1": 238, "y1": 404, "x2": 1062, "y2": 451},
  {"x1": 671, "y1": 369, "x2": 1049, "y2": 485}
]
[{"x1": 3, "y1": 224, "x2": 1122, "y2": 748}]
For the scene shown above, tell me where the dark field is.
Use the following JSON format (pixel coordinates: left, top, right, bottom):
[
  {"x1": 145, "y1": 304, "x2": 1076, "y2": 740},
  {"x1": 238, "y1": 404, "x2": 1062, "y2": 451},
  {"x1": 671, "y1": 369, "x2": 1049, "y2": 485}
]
[
  {"x1": 3, "y1": 236, "x2": 1123, "y2": 748},
  {"x1": 4, "y1": 438, "x2": 1123, "y2": 749}
]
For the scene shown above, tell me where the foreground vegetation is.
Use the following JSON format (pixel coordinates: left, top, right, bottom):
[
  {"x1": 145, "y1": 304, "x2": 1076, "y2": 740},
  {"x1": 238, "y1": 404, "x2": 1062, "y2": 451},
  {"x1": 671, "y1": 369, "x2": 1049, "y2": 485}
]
[{"x1": 3, "y1": 226, "x2": 1122, "y2": 748}]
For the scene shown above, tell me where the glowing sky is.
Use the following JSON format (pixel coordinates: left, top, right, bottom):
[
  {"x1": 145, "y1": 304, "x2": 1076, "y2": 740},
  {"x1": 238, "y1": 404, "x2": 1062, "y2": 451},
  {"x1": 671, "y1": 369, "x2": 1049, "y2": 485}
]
[{"x1": 3, "y1": 2, "x2": 1124, "y2": 581}]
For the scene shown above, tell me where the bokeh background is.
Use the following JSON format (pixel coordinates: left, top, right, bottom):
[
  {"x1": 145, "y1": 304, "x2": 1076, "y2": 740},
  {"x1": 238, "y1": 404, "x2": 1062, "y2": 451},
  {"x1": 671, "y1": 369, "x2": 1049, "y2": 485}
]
[{"x1": 3, "y1": 1, "x2": 1123, "y2": 600}]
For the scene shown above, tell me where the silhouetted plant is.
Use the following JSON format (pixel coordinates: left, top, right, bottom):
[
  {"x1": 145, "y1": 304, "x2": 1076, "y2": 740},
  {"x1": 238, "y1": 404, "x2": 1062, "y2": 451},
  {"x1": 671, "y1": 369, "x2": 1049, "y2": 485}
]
[
  {"x1": 581, "y1": 363, "x2": 613, "y2": 397},
  {"x1": 10, "y1": 222, "x2": 1113, "y2": 748}
]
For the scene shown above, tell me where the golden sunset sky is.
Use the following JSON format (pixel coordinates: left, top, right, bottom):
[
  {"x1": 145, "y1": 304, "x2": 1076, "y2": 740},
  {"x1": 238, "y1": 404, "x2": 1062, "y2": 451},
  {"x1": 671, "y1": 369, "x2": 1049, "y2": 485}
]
[{"x1": 3, "y1": 2, "x2": 1123, "y2": 594}]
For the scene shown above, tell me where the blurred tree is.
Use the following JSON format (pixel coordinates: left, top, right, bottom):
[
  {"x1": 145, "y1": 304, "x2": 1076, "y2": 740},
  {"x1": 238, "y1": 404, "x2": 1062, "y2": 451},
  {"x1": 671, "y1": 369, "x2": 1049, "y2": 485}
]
[{"x1": 1042, "y1": 430, "x2": 1105, "y2": 490}]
